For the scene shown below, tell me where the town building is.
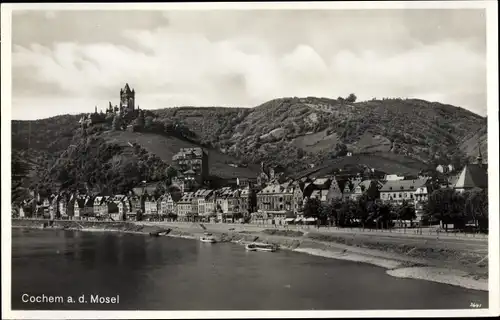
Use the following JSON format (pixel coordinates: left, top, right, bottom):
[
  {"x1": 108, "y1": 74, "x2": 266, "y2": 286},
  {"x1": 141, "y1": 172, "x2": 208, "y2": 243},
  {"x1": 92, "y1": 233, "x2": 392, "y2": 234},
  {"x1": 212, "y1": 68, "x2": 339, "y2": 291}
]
[
  {"x1": 193, "y1": 189, "x2": 214, "y2": 217},
  {"x1": 453, "y1": 149, "x2": 488, "y2": 193},
  {"x1": 83, "y1": 196, "x2": 95, "y2": 219},
  {"x1": 172, "y1": 148, "x2": 209, "y2": 191},
  {"x1": 256, "y1": 162, "x2": 286, "y2": 186},
  {"x1": 236, "y1": 177, "x2": 257, "y2": 188},
  {"x1": 93, "y1": 196, "x2": 110, "y2": 219},
  {"x1": 177, "y1": 192, "x2": 195, "y2": 222},
  {"x1": 341, "y1": 179, "x2": 356, "y2": 200},
  {"x1": 159, "y1": 193, "x2": 177, "y2": 217},
  {"x1": 205, "y1": 193, "x2": 217, "y2": 220},
  {"x1": 144, "y1": 195, "x2": 160, "y2": 217},
  {"x1": 436, "y1": 165, "x2": 447, "y2": 174},
  {"x1": 115, "y1": 196, "x2": 130, "y2": 221},
  {"x1": 350, "y1": 180, "x2": 383, "y2": 200},
  {"x1": 384, "y1": 174, "x2": 405, "y2": 181},
  {"x1": 73, "y1": 196, "x2": 86, "y2": 219},
  {"x1": 49, "y1": 194, "x2": 60, "y2": 219},
  {"x1": 379, "y1": 179, "x2": 429, "y2": 205},
  {"x1": 414, "y1": 186, "x2": 429, "y2": 221},
  {"x1": 256, "y1": 181, "x2": 302, "y2": 225},
  {"x1": 214, "y1": 187, "x2": 234, "y2": 221},
  {"x1": 130, "y1": 195, "x2": 145, "y2": 215}
]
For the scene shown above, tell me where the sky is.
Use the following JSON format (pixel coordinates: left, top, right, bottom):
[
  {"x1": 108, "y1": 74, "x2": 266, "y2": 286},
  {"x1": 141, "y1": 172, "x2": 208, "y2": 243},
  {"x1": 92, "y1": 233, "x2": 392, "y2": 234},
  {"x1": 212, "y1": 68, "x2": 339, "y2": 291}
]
[{"x1": 10, "y1": 8, "x2": 487, "y2": 120}]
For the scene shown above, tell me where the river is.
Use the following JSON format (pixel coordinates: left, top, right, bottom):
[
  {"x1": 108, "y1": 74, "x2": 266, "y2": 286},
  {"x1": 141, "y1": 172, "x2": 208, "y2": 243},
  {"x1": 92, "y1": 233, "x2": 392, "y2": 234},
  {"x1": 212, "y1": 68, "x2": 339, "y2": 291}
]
[{"x1": 11, "y1": 228, "x2": 488, "y2": 310}]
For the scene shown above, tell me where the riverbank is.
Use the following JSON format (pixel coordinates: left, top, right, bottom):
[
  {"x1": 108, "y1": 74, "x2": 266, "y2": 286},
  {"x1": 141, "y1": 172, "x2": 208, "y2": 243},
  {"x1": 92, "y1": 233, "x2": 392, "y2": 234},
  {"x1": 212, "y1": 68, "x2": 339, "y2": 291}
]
[{"x1": 11, "y1": 219, "x2": 488, "y2": 292}]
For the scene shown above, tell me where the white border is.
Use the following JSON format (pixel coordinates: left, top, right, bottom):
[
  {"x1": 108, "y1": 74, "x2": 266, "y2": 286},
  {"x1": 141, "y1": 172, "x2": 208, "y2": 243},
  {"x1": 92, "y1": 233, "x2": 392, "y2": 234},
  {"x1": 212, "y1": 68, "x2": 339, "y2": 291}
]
[{"x1": 1, "y1": 1, "x2": 499, "y2": 318}]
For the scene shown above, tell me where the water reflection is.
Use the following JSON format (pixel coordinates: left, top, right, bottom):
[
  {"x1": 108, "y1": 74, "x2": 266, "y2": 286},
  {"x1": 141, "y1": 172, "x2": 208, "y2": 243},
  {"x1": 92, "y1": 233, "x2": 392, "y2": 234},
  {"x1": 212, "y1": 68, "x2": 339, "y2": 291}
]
[{"x1": 12, "y1": 228, "x2": 488, "y2": 310}]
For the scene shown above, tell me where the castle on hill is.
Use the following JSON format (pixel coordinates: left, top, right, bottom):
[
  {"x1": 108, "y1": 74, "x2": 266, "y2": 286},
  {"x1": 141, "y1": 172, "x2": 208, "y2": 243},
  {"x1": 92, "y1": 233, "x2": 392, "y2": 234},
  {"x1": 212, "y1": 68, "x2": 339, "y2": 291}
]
[{"x1": 79, "y1": 83, "x2": 141, "y2": 127}]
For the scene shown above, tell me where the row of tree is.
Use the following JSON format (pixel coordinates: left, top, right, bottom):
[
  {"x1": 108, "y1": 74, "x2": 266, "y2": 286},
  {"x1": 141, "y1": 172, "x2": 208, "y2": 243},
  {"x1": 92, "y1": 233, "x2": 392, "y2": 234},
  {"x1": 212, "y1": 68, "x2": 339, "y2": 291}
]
[
  {"x1": 424, "y1": 188, "x2": 488, "y2": 230},
  {"x1": 303, "y1": 194, "x2": 413, "y2": 229},
  {"x1": 302, "y1": 187, "x2": 488, "y2": 231}
]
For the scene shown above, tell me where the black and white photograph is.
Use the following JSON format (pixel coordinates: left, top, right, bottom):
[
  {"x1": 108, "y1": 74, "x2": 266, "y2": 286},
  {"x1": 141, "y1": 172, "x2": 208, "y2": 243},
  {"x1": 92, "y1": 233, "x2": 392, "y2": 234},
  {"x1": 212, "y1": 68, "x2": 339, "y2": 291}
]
[{"x1": 1, "y1": 1, "x2": 499, "y2": 318}]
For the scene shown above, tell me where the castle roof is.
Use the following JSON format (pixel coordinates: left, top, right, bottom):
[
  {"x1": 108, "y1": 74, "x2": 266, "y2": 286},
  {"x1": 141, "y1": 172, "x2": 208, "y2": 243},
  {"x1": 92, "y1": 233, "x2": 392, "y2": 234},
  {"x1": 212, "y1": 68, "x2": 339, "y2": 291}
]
[{"x1": 122, "y1": 83, "x2": 133, "y2": 93}]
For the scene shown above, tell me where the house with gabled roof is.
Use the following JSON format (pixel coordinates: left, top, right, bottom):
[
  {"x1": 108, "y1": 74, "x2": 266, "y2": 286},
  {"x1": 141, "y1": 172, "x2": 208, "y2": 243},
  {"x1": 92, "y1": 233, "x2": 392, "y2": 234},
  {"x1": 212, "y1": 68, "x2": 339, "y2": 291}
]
[
  {"x1": 83, "y1": 196, "x2": 96, "y2": 219},
  {"x1": 256, "y1": 181, "x2": 302, "y2": 225},
  {"x1": 74, "y1": 196, "x2": 86, "y2": 220},
  {"x1": 379, "y1": 179, "x2": 429, "y2": 205},
  {"x1": 326, "y1": 177, "x2": 343, "y2": 202},
  {"x1": 49, "y1": 194, "x2": 60, "y2": 219},
  {"x1": 144, "y1": 195, "x2": 159, "y2": 217},
  {"x1": 453, "y1": 152, "x2": 488, "y2": 193},
  {"x1": 350, "y1": 180, "x2": 382, "y2": 200},
  {"x1": 115, "y1": 196, "x2": 131, "y2": 221},
  {"x1": 159, "y1": 193, "x2": 177, "y2": 217},
  {"x1": 193, "y1": 189, "x2": 214, "y2": 217},
  {"x1": 177, "y1": 192, "x2": 195, "y2": 222}
]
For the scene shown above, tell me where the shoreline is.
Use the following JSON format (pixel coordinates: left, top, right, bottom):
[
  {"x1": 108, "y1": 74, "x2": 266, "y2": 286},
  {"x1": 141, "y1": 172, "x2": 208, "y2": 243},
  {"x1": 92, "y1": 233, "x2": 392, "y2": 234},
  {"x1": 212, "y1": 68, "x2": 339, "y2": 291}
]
[{"x1": 11, "y1": 219, "x2": 488, "y2": 292}]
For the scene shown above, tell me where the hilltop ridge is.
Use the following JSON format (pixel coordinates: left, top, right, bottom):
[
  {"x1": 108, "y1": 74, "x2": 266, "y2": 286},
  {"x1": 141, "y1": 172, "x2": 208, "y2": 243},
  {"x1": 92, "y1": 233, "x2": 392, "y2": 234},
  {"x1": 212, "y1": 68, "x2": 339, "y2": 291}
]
[{"x1": 11, "y1": 95, "x2": 487, "y2": 200}]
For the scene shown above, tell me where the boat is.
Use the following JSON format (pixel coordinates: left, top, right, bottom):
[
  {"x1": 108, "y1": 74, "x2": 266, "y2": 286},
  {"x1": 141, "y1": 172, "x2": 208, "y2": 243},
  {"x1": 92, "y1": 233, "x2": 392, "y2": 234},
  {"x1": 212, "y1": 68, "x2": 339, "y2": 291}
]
[
  {"x1": 200, "y1": 233, "x2": 217, "y2": 243},
  {"x1": 245, "y1": 242, "x2": 277, "y2": 252}
]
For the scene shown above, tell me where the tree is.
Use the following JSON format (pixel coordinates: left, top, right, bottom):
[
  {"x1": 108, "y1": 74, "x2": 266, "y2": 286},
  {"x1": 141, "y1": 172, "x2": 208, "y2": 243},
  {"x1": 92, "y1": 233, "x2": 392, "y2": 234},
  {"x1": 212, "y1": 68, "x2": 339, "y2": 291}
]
[
  {"x1": 396, "y1": 200, "x2": 416, "y2": 227},
  {"x1": 319, "y1": 203, "x2": 333, "y2": 225},
  {"x1": 247, "y1": 188, "x2": 257, "y2": 214},
  {"x1": 296, "y1": 148, "x2": 305, "y2": 159},
  {"x1": 354, "y1": 194, "x2": 372, "y2": 227},
  {"x1": 345, "y1": 93, "x2": 357, "y2": 103},
  {"x1": 112, "y1": 114, "x2": 122, "y2": 131},
  {"x1": 376, "y1": 201, "x2": 394, "y2": 229},
  {"x1": 165, "y1": 166, "x2": 178, "y2": 185},
  {"x1": 145, "y1": 116, "x2": 154, "y2": 129},
  {"x1": 105, "y1": 113, "x2": 115, "y2": 125},
  {"x1": 464, "y1": 189, "x2": 488, "y2": 231},
  {"x1": 303, "y1": 197, "x2": 321, "y2": 219},
  {"x1": 168, "y1": 185, "x2": 182, "y2": 202},
  {"x1": 334, "y1": 143, "x2": 348, "y2": 157},
  {"x1": 167, "y1": 212, "x2": 178, "y2": 222},
  {"x1": 136, "y1": 209, "x2": 143, "y2": 222},
  {"x1": 134, "y1": 111, "x2": 145, "y2": 129},
  {"x1": 427, "y1": 188, "x2": 465, "y2": 230}
]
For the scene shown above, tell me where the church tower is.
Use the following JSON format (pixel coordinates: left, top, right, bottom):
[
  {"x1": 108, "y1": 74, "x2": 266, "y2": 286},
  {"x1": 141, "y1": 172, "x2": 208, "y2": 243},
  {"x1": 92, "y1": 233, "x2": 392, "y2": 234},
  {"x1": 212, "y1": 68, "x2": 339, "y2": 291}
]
[
  {"x1": 120, "y1": 83, "x2": 135, "y2": 113},
  {"x1": 476, "y1": 142, "x2": 484, "y2": 165}
]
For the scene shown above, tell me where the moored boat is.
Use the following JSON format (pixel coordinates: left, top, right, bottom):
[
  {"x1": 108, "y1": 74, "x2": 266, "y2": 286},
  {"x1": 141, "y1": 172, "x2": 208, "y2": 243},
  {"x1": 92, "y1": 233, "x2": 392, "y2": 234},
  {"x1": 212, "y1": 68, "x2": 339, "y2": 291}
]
[
  {"x1": 245, "y1": 242, "x2": 277, "y2": 252},
  {"x1": 200, "y1": 233, "x2": 217, "y2": 243}
]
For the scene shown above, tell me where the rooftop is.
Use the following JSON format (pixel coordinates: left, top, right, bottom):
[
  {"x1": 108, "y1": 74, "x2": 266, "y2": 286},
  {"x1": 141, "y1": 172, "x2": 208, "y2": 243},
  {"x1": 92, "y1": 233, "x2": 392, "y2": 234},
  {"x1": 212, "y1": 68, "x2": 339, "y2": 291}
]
[
  {"x1": 379, "y1": 178, "x2": 428, "y2": 192},
  {"x1": 453, "y1": 164, "x2": 488, "y2": 189}
]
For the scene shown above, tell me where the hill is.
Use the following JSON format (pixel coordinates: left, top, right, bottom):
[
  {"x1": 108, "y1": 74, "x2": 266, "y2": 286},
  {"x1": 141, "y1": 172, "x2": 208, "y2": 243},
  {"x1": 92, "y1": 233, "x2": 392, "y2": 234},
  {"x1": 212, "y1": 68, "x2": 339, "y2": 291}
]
[
  {"x1": 459, "y1": 124, "x2": 488, "y2": 162},
  {"x1": 11, "y1": 96, "x2": 487, "y2": 199},
  {"x1": 151, "y1": 97, "x2": 485, "y2": 171},
  {"x1": 101, "y1": 130, "x2": 259, "y2": 179},
  {"x1": 294, "y1": 152, "x2": 429, "y2": 179}
]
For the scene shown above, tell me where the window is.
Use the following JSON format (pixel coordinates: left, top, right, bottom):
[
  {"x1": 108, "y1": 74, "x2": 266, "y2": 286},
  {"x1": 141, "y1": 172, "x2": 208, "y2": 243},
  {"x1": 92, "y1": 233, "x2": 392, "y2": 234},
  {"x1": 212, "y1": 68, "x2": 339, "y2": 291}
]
[{"x1": 399, "y1": 193, "x2": 402, "y2": 198}]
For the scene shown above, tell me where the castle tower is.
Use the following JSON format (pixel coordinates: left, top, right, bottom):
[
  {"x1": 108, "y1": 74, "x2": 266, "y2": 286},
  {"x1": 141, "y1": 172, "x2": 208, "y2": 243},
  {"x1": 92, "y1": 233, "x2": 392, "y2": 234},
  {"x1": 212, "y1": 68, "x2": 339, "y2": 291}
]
[{"x1": 120, "y1": 83, "x2": 135, "y2": 113}]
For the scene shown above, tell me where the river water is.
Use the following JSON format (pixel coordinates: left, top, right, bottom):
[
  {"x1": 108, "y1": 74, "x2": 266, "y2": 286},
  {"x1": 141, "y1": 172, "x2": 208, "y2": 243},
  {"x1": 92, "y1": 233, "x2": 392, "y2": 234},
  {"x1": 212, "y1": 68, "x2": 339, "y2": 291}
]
[{"x1": 11, "y1": 228, "x2": 488, "y2": 310}]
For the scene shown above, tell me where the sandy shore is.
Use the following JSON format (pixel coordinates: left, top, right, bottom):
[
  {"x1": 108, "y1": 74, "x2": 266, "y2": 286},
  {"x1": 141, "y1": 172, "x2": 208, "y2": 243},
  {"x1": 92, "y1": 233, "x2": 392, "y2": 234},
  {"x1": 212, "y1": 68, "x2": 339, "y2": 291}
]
[
  {"x1": 152, "y1": 222, "x2": 489, "y2": 292},
  {"x1": 12, "y1": 219, "x2": 488, "y2": 292}
]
